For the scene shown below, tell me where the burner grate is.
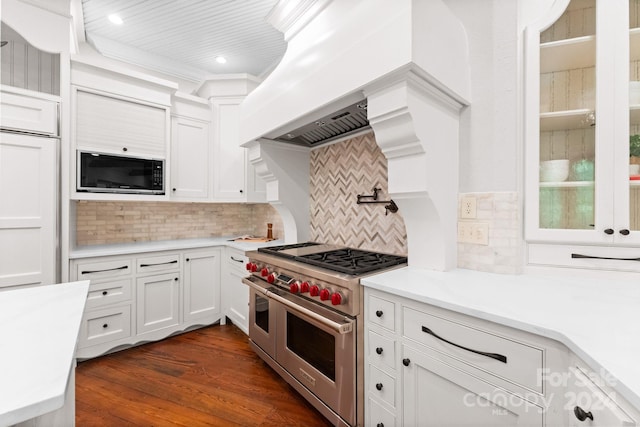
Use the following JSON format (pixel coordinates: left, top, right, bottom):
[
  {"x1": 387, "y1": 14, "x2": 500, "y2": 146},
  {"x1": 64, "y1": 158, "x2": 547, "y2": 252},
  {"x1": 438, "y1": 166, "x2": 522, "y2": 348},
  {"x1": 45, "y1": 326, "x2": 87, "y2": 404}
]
[{"x1": 297, "y1": 249, "x2": 407, "y2": 275}]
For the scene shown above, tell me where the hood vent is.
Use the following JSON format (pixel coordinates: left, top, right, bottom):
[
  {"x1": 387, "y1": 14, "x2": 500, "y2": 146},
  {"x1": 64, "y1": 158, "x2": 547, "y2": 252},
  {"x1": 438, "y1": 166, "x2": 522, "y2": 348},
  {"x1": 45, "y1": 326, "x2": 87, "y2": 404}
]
[{"x1": 274, "y1": 100, "x2": 369, "y2": 147}]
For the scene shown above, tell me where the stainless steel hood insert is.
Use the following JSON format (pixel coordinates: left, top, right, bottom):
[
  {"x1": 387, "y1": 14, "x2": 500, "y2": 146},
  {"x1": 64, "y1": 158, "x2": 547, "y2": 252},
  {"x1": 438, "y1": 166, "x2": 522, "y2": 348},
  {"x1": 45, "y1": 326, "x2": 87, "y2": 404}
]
[{"x1": 273, "y1": 100, "x2": 369, "y2": 147}]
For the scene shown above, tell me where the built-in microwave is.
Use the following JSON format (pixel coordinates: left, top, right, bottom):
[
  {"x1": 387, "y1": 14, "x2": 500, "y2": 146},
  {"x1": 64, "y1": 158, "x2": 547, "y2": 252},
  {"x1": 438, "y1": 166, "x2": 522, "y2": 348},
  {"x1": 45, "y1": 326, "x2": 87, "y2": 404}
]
[{"x1": 77, "y1": 151, "x2": 165, "y2": 195}]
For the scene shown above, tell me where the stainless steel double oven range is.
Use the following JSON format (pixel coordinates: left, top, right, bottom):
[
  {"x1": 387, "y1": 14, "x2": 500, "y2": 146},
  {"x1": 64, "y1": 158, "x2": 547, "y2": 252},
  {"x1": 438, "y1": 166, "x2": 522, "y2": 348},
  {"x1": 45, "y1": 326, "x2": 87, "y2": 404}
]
[{"x1": 242, "y1": 242, "x2": 407, "y2": 427}]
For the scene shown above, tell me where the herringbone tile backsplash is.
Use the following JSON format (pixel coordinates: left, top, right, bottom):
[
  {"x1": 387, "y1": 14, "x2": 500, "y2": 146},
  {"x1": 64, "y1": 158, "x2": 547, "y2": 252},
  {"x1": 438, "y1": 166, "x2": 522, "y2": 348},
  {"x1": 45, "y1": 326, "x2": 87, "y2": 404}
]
[{"x1": 309, "y1": 132, "x2": 408, "y2": 256}]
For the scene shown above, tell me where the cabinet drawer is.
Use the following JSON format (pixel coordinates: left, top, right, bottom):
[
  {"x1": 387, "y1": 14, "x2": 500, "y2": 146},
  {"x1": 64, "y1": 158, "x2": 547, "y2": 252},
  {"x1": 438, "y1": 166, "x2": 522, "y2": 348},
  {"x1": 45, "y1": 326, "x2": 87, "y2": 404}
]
[
  {"x1": 226, "y1": 248, "x2": 248, "y2": 274},
  {"x1": 368, "y1": 397, "x2": 396, "y2": 427},
  {"x1": 369, "y1": 364, "x2": 396, "y2": 408},
  {"x1": 78, "y1": 305, "x2": 132, "y2": 348},
  {"x1": 368, "y1": 294, "x2": 396, "y2": 331},
  {"x1": 137, "y1": 253, "x2": 180, "y2": 274},
  {"x1": 368, "y1": 330, "x2": 396, "y2": 372},
  {"x1": 403, "y1": 306, "x2": 543, "y2": 393},
  {"x1": 85, "y1": 278, "x2": 132, "y2": 309},
  {"x1": 0, "y1": 91, "x2": 58, "y2": 136},
  {"x1": 76, "y1": 258, "x2": 132, "y2": 280}
]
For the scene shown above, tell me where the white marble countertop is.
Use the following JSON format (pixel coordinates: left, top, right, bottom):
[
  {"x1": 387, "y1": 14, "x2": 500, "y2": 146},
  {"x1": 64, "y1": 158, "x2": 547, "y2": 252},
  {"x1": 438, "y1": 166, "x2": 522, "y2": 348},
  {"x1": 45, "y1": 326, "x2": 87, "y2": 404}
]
[
  {"x1": 362, "y1": 267, "x2": 640, "y2": 411},
  {"x1": 69, "y1": 237, "x2": 284, "y2": 259},
  {"x1": 0, "y1": 280, "x2": 90, "y2": 426}
]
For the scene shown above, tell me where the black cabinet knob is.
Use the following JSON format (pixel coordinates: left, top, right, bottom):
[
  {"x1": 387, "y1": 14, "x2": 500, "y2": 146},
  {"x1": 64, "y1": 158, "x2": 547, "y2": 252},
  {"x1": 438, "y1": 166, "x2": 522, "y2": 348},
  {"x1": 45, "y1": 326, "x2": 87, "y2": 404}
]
[
  {"x1": 102, "y1": 291, "x2": 108, "y2": 296},
  {"x1": 172, "y1": 188, "x2": 176, "y2": 192},
  {"x1": 375, "y1": 383, "x2": 383, "y2": 391},
  {"x1": 376, "y1": 423, "x2": 384, "y2": 427},
  {"x1": 102, "y1": 324, "x2": 108, "y2": 329},
  {"x1": 620, "y1": 229, "x2": 631, "y2": 235},
  {"x1": 375, "y1": 347, "x2": 383, "y2": 355},
  {"x1": 375, "y1": 310, "x2": 383, "y2": 318},
  {"x1": 574, "y1": 406, "x2": 593, "y2": 422},
  {"x1": 122, "y1": 147, "x2": 128, "y2": 152},
  {"x1": 239, "y1": 189, "x2": 244, "y2": 193},
  {"x1": 174, "y1": 277, "x2": 179, "y2": 281},
  {"x1": 186, "y1": 258, "x2": 190, "y2": 262},
  {"x1": 604, "y1": 228, "x2": 614, "y2": 235},
  {"x1": 402, "y1": 358, "x2": 411, "y2": 367}
]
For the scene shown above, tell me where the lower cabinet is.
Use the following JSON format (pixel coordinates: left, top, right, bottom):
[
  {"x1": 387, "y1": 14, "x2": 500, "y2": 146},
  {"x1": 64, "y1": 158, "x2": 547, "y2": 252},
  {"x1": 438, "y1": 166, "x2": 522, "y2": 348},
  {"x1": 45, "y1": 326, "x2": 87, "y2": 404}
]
[
  {"x1": 222, "y1": 247, "x2": 249, "y2": 334},
  {"x1": 72, "y1": 247, "x2": 222, "y2": 359},
  {"x1": 402, "y1": 344, "x2": 542, "y2": 426},
  {"x1": 364, "y1": 287, "x2": 639, "y2": 427}
]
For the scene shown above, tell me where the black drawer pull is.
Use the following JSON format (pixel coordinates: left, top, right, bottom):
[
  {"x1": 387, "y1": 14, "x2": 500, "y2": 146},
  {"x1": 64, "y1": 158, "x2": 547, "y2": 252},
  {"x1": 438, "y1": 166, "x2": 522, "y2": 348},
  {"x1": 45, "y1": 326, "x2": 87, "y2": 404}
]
[
  {"x1": 574, "y1": 406, "x2": 593, "y2": 422},
  {"x1": 376, "y1": 423, "x2": 384, "y2": 427},
  {"x1": 375, "y1": 310, "x2": 383, "y2": 318},
  {"x1": 375, "y1": 383, "x2": 383, "y2": 391},
  {"x1": 140, "y1": 260, "x2": 178, "y2": 267},
  {"x1": 421, "y1": 326, "x2": 507, "y2": 364},
  {"x1": 102, "y1": 324, "x2": 108, "y2": 329},
  {"x1": 102, "y1": 291, "x2": 108, "y2": 296},
  {"x1": 572, "y1": 253, "x2": 640, "y2": 262},
  {"x1": 230, "y1": 256, "x2": 244, "y2": 263},
  {"x1": 402, "y1": 358, "x2": 410, "y2": 366},
  {"x1": 82, "y1": 265, "x2": 128, "y2": 274},
  {"x1": 375, "y1": 347, "x2": 383, "y2": 355}
]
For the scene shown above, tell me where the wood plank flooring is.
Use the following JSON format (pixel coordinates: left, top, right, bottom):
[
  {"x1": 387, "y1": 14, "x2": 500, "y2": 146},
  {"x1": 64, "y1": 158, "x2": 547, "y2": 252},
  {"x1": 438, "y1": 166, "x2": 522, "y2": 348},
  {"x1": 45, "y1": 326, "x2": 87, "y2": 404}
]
[{"x1": 75, "y1": 323, "x2": 334, "y2": 426}]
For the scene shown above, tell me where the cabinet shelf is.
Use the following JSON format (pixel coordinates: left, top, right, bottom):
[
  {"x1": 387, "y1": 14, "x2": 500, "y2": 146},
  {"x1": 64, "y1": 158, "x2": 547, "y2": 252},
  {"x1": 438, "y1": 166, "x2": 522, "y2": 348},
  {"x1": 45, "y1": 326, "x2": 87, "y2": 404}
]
[
  {"x1": 540, "y1": 35, "x2": 595, "y2": 73},
  {"x1": 540, "y1": 109, "x2": 593, "y2": 131},
  {"x1": 539, "y1": 180, "x2": 594, "y2": 188}
]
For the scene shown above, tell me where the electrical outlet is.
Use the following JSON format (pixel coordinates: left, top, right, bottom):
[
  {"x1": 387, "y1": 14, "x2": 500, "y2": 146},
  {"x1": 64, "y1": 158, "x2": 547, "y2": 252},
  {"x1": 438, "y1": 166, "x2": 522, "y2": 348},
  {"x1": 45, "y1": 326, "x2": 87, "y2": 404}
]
[
  {"x1": 457, "y1": 222, "x2": 473, "y2": 243},
  {"x1": 460, "y1": 196, "x2": 477, "y2": 219},
  {"x1": 471, "y1": 222, "x2": 489, "y2": 245}
]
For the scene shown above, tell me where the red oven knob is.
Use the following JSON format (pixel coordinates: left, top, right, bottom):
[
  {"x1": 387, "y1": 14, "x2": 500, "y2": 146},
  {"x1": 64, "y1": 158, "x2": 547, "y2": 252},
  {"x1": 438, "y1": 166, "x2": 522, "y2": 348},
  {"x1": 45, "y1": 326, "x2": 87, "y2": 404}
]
[
  {"x1": 309, "y1": 285, "x2": 320, "y2": 297},
  {"x1": 261, "y1": 267, "x2": 269, "y2": 277},
  {"x1": 289, "y1": 282, "x2": 300, "y2": 293},
  {"x1": 319, "y1": 289, "x2": 330, "y2": 301},
  {"x1": 267, "y1": 273, "x2": 276, "y2": 284},
  {"x1": 331, "y1": 292, "x2": 343, "y2": 306},
  {"x1": 246, "y1": 262, "x2": 258, "y2": 272},
  {"x1": 300, "y1": 281, "x2": 310, "y2": 293}
]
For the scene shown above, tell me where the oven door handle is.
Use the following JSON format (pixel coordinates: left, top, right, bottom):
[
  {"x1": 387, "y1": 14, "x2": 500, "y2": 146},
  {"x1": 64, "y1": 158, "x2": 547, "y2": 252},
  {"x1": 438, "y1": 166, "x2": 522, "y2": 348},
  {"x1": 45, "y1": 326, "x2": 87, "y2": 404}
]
[{"x1": 242, "y1": 277, "x2": 354, "y2": 335}]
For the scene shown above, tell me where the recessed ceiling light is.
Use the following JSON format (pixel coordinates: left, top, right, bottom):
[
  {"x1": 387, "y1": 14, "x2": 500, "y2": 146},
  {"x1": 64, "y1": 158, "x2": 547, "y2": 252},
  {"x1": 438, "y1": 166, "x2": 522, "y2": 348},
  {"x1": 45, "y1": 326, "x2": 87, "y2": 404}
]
[
  {"x1": 215, "y1": 56, "x2": 227, "y2": 64},
  {"x1": 108, "y1": 14, "x2": 123, "y2": 25}
]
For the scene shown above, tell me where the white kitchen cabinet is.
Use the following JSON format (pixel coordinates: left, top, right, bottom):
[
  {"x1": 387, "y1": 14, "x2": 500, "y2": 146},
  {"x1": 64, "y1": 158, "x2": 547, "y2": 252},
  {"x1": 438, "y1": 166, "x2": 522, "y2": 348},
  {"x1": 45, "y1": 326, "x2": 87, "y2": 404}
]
[
  {"x1": 525, "y1": 0, "x2": 640, "y2": 270},
  {"x1": 222, "y1": 247, "x2": 250, "y2": 334},
  {"x1": 0, "y1": 130, "x2": 56, "y2": 289},
  {"x1": 0, "y1": 87, "x2": 58, "y2": 136},
  {"x1": 71, "y1": 247, "x2": 226, "y2": 359},
  {"x1": 74, "y1": 88, "x2": 168, "y2": 158},
  {"x1": 364, "y1": 288, "x2": 568, "y2": 427},
  {"x1": 211, "y1": 98, "x2": 266, "y2": 202},
  {"x1": 183, "y1": 249, "x2": 221, "y2": 324},
  {"x1": 170, "y1": 116, "x2": 210, "y2": 200},
  {"x1": 136, "y1": 272, "x2": 181, "y2": 335},
  {"x1": 402, "y1": 344, "x2": 543, "y2": 427}
]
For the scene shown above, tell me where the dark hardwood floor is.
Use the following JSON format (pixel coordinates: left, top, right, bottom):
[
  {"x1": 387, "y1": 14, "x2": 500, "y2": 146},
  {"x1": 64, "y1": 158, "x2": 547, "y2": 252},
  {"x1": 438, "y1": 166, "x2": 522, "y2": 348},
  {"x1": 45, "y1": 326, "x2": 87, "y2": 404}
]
[{"x1": 75, "y1": 323, "x2": 334, "y2": 426}]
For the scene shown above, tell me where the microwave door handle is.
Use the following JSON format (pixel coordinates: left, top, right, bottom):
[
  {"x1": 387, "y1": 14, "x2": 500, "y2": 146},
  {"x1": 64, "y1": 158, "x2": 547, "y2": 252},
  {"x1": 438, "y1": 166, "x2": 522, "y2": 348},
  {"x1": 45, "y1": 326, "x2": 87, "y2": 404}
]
[{"x1": 242, "y1": 277, "x2": 354, "y2": 335}]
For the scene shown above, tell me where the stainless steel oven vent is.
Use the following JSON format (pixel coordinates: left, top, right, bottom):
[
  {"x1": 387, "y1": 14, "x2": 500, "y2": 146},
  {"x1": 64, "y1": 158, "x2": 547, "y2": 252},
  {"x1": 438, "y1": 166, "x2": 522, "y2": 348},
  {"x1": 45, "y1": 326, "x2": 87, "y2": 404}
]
[{"x1": 274, "y1": 100, "x2": 369, "y2": 147}]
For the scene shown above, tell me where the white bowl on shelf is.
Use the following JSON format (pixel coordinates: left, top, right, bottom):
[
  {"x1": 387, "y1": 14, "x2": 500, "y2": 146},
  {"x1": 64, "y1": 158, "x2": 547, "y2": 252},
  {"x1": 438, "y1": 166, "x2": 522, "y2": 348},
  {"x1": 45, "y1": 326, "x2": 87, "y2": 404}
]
[{"x1": 540, "y1": 159, "x2": 570, "y2": 182}]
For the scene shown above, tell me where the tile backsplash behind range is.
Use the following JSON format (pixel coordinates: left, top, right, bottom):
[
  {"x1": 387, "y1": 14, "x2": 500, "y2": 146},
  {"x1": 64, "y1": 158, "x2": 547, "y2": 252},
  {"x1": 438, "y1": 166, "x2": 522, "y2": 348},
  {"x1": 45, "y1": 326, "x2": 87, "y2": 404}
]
[
  {"x1": 75, "y1": 201, "x2": 283, "y2": 246},
  {"x1": 309, "y1": 132, "x2": 408, "y2": 256}
]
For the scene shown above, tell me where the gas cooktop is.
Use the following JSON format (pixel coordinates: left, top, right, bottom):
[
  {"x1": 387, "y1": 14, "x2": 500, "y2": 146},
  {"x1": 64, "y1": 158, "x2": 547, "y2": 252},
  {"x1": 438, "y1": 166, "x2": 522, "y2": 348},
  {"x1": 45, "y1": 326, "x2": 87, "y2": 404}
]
[{"x1": 258, "y1": 242, "x2": 407, "y2": 275}]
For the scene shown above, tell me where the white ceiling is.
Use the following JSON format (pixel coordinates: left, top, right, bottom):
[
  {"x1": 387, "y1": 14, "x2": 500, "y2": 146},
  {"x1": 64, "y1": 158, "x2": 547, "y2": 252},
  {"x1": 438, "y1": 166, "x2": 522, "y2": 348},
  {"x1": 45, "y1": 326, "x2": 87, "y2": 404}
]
[{"x1": 80, "y1": 0, "x2": 287, "y2": 82}]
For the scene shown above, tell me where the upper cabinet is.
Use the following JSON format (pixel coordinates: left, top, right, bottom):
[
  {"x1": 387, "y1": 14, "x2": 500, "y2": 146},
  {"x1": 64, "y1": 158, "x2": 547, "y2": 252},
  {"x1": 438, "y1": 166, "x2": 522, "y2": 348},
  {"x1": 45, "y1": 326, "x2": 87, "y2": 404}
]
[{"x1": 525, "y1": 0, "x2": 640, "y2": 272}]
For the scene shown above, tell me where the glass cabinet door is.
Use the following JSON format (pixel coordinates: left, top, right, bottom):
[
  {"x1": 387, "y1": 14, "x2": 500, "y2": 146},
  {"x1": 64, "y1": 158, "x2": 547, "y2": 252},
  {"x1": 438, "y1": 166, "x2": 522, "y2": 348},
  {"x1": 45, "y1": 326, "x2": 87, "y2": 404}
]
[
  {"x1": 538, "y1": 0, "x2": 596, "y2": 231},
  {"x1": 629, "y1": 0, "x2": 640, "y2": 232}
]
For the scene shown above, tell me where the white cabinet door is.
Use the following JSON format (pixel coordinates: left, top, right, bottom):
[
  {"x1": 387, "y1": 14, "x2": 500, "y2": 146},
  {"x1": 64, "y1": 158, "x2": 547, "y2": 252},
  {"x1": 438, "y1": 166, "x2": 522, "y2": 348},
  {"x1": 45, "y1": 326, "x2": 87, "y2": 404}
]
[
  {"x1": 567, "y1": 366, "x2": 637, "y2": 427},
  {"x1": 212, "y1": 98, "x2": 246, "y2": 200},
  {"x1": 183, "y1": 249, "x2": 221, "y2": 324},
  {"x1": 0, "y1": 133, "x2": 56, "y2": 288},
  {"x1": 136, "y1": 272, "x2": 180, "y2": 334},
  {"x1": 75, "y1": 88, "x2": 167, "y2": 157},
  {"x1": 0, "y1": 91, "x2": 58, "y2": 136},
  {"x1": 170, "y1": 116, "x2": 210, "y2": 200},
  {"x1": 402, "y1": 344, "x2": 543, "y2": 427}
]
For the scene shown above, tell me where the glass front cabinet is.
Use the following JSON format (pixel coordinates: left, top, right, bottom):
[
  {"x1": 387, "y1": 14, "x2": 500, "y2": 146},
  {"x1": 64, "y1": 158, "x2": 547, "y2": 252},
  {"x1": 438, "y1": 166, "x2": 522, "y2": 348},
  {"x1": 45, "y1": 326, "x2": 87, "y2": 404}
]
[{"x1": 525, "y1": 0, "x2": 640, "y2": 271}]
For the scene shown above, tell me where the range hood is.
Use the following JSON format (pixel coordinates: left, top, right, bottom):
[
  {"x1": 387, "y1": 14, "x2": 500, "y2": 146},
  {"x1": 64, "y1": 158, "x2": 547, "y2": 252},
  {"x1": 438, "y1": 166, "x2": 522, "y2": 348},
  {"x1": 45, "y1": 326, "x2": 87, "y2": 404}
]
[
  {"x1": 273, "y1": 100, "x2": 369, "y2": 147},
  {"x1": 240, "y1": 0, "x2": 471, "y2": 271}
]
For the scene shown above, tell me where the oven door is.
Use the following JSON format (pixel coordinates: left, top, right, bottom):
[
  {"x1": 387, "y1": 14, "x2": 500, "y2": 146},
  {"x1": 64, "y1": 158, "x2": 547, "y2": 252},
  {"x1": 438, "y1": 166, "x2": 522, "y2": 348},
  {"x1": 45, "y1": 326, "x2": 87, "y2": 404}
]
[
  {"x1": 248, "y1": 282, "x2": 277, "y2": 359},
  {"x1": 273, "y1": 288, "x2": 356, "y2": 426}
]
